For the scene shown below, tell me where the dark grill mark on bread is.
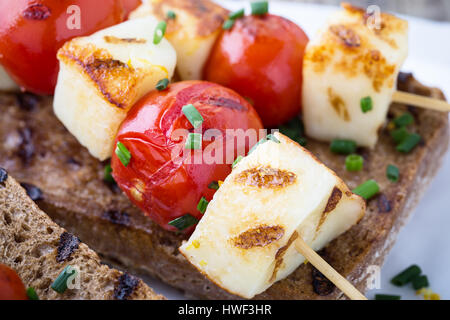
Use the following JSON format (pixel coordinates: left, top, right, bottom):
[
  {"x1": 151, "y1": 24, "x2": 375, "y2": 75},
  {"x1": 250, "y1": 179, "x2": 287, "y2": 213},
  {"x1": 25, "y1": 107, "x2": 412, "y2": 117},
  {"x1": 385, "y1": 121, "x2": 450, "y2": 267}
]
[
  {"x1": 114, "y1": 273, "x2": 140, "y2": 300},
  {"x1": 16, "y1": 93, "x2": 39, "y2": 111},
  {"x1": 20, "y1": 183, "x2": 42, "y2": 201},
  {"x1": 397, "y1": 72, "x2": 413, "y2": 86},
  {"x1": 377, "y1": 194, "x2": 392, "y2": 213},
  {"x1": 312, "y1": 267, "x2": 335, "y2": 296},
  {"x1": 235, "y1": 166, "x2": 296, "y2": 189},
  {"x1": 234, "y1": 225, "x2": 284, "y2": 249},
  {"x1": 17, "y1": 128, "x2": 35, "y2": 165},
  {"x1": 0, "y1": 168, "x2": 7, "y2": 184},
  {"x1": 57, "y1": 232, "x2": 81, "y2": 263},
  {"x1": 23, "y1": 4, "x2": 51, "y2": 20},
  {"x1": 329, "y1": 24, "x2": 361, "y2": 47},
  {"x1": 271, "y1": 231, "x2": 299, "y2": 282},
  {"x1": 103, "y1": 210, "x2": 130, "y2": 227}
]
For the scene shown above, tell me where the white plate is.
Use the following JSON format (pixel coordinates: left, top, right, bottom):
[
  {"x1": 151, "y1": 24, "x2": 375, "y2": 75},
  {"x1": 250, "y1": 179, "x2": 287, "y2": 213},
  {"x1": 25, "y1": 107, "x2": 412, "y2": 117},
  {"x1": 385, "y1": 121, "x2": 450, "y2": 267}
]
[{"x1": 143, "y1": 0, "x2": 450, "y2": 300}]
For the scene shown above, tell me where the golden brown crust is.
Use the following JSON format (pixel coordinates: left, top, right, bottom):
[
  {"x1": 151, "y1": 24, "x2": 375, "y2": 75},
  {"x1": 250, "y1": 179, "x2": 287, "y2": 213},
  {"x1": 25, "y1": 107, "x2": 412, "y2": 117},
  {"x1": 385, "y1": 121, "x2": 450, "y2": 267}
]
[
  {"x1": 234, "y1": 166, "x2": 297, "y2": 189},
  {"x1": 233, "y1": 225, "x2": 285, "y2": 250}
]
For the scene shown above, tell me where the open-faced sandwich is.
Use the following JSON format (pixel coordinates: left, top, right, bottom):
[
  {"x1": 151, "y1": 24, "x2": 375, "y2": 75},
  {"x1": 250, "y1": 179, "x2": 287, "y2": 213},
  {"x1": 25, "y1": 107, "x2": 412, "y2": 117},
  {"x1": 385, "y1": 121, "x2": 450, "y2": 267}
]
[{"x1": 0, "y1": 0, "x2": 448, "y2": 300}]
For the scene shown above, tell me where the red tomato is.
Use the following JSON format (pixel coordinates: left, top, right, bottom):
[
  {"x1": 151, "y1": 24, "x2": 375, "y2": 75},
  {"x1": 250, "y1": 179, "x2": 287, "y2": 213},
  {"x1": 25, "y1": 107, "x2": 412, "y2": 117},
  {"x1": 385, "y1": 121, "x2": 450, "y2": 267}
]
[
  {"x1": 121, "y1": 0, "x2": 141, "y2": 18},
  {"x1": 0, "y1": 264, "x2": 28, "y2": 300},
  {"x1": 204, "y1": 14, "x2": 309, "y2": 127},
  {"x1": 111, "y1": 81, "x2": 263, "y2": 232},
  {"x1": 0, "y1": 0, "x2": 128, "y2": 95}
]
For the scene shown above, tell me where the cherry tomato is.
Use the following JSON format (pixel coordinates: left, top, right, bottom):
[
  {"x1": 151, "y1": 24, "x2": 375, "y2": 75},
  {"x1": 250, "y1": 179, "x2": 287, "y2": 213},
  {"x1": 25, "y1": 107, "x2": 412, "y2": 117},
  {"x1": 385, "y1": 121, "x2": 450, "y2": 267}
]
[
  {"x1": 111, "y1": 81, "x2": 263, "y2": 232},
  {"x1": 121, "y1": 0, "x2": 141, "y2": 18},
  {"x1": 204, "y1": 14, "x2": 309, "y2": 127},
  {"x1": 0, "y1": 0, "x2": 128, "y2": 95},
  {"x1": 0, "y1": 264, "x2": 28, "y2": 300}
]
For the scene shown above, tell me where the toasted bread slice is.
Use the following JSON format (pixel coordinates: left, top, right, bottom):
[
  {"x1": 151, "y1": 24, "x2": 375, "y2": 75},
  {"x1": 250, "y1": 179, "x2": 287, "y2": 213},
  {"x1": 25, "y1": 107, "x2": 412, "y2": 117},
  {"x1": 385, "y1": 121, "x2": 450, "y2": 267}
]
[
  {"x1": 0, "y1": 74, "x2": 448, "y2": 299},
  {"x1": 0, "y1": 173, "x2": 164, "y2": 300}
]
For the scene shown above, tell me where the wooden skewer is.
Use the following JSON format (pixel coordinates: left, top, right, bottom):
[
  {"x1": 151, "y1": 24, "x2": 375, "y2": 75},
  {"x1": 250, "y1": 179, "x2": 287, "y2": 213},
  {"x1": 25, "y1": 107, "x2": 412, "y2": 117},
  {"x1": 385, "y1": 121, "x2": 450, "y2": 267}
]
[
  {"x1": 294, "y1": 237, "x2": 367, "y2": 300},
  {"x1": 393, "y1": 91, "x2": 450, "y2": 112}
]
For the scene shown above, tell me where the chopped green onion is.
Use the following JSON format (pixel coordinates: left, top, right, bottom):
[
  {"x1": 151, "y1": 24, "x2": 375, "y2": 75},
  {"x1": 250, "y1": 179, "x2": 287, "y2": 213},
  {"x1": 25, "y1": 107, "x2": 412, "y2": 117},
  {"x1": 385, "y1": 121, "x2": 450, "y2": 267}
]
[
  {"x1": 391, "y1": 265, "x2": 422, "y2": 286},
  {"x1": 251, "y1": 1, "x2": 269, "y2": 15},
  {"x1": 393, "y1": 112, "x2": 414, "y2": 127},
  {"x1": 390, "y1": 127, "x2": 409, "y2": 144},
  {"x1": 197, "y1": 197, "x2": 209, "y2": 214},
  {"x1": 166, "y1": 10, "x2": 176, "y2": 19},
  {"x1": 222, "y1": 19, "x2": 235, "y2": 30},
  {"x1": 396, "y1": 133, "x2": 421, "y2": 153},
  {"x1": 156, "y1": 78, "x2": 169, "y2": 91},
  {"x1": 375, "y1": 294, "x2": 401, "y2": 300},
  {"x1": 278, "y1": 117, "x2": 306, "y2": 146},
  {"x1": 386, "y1": 164, "x2": 399, "y2": 182},
  {"x1": 229, "y1": 8, "x2": 245, "y2": 19},
  {"x1": 104, "y1": 164, "x2": 115, "y2": 183},
  {"x1": 168, "y1": 214, "x2": 198, "y2": 231},
  {"x1": 232, "y1": 155, "x2": 243, "y2": 168},
  {"x1": 153, "y1": 21, "x2": 167, "y2": 45},
  {"x1": 360, "y1": 96, "x2": 373, "y2": 113},
  {"x1": 182, "y1": 104, "x2": 204, "y2": 128},
  {"x1": 115, "y1": 142, "x2": 131, "y2": 167},
  {"x1": 330, "y1": 139, "x2": 357, "y2": 155},
  {"x1": 51, "y1": 265, "x2": 77, "y2": 294},
  {"x1": 345, "y1": 154, "x2": 364, "y2": 172},
  {"x1": 266, "y1": 134, "x2": 280, "y2": 144},
  {"x1": 412, "y1": 275, "x2": 429, "y2": 290},
  {"x1": 185, "y1": 133, "x2": 202, "y2": 150},
  {"x1": 208, "y1": 181, "x2": 220, "y2": 190},
  {"x1": 352, "y1": 179, "x2": 379, "y2": 200},
  {"x1": 26, "y1": 287, "x2": 39, "y2": 300}
]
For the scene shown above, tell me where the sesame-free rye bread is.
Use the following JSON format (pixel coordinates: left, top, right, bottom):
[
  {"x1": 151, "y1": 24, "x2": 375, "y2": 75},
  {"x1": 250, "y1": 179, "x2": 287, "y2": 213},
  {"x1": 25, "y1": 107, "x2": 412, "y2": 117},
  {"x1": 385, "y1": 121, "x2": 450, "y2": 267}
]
[
  {"x1": 0, "y1": 74, "x2": 448, "y2": 299},
  {"x1": 0, "y1": 173, "x2": 164, "y2": 300}
]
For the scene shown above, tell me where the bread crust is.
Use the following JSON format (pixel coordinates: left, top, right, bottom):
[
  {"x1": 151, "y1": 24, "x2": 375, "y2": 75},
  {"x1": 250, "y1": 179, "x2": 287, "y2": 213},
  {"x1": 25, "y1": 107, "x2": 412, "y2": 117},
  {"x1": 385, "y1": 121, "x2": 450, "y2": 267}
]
[{"x1": 0, "y1": 74, "x2": 448, "y2": 299}]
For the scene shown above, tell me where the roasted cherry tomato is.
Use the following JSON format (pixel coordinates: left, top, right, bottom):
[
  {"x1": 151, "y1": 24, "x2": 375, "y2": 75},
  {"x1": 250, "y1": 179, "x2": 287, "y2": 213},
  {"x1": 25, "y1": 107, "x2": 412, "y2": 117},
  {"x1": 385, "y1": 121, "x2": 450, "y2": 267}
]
[
  {"x1": 0, "y1": 264, "x2": 28, "y2": 300},
  {"x1": 122, "y1": 0, "x2": 141, "y2": 18},
  {"x1": 0, "y1": 0, "x2": 130, "y2": 95},
  {"x1": 111, "y1": 81, "x2": 263, "y2": 232},
  {"x1": 204, "y1": 14, "x2": 309, "y2": 127}
]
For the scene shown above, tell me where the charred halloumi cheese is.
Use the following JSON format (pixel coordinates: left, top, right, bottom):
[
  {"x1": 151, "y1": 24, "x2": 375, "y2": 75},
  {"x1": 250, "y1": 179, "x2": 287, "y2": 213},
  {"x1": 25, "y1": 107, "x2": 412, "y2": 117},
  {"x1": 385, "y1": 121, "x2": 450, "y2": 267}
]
[
  {"x1": 0, "y1": 66, "x2": 18, "y2": 92},
  {"x1": 130, "y1": 0, "x2": 228, "y2": 80},
  {"x1": 302, "y1": 3, "x2": 408, "y2": 147},
  {"x1": 53, "y1": 18, "x2": 176, "y2": 160},
  {"x1": 180, "y1": 132, "x2": 365, "y2": 299}
]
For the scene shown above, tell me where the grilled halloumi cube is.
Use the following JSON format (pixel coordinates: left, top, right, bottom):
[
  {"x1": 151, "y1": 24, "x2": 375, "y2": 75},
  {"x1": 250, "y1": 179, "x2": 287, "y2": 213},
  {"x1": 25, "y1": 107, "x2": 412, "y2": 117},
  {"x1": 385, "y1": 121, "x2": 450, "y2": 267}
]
[
  {"x1": 54, "y1": 18, "x2": 176, "y2": 160},
  {"x1": 130, "y1": 0, "x2": 228, "y2": 80},
  {"x1": 302, "y1": 3, "x2": 408, "y2": 148},
  {"x1": 0, "y1": 66, "x2": 18, "y2": 92},
  {"x1": 180, "y1": 132, "x2": 365, "y2": 299}
]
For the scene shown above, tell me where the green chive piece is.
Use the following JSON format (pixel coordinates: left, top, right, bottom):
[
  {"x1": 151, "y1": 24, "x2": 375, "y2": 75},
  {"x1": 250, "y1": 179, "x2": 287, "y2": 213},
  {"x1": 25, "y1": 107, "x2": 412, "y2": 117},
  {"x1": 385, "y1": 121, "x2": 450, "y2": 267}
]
[
  {"x1": 51, "y1": 265, "x2": 77, "y2": 294},
  {"x1": 156, "y1": 78, "x2": 169, "y2": 91},
  {"x1": 393, "y1": 113, "x2": 414, "y2": 128},
  {"x1": 168, "y1": 214, "x2": 198, "y2": 231},
  {"x1": 167, "y1": 10, "x2": 176, "y2": 19},
  {"x1": 232, "y1": 155, "x2": 243, "y2": 169},
  {"x1": 390, "y1": 127, "x2": 409, "y2": 144},
  {"x1": 115, "y1": 142, "x2": 131, "y2": 167},
  {"x1": 330, "y1": 139, "x2": 357, "y2": 155},
  {"x1": 153, "y1": 21, "x2": 167, "y2": 45},
  {"x1": 185, "y1": 133, "x2": 202, "y2": 150},
  {"x1": 412, "y1": 275, "x2": 429, "y2": 290},
  {"x1": 360, "y1": 96, "x2": 373, "y2": 113},
  {"x1": 208, "y1": 181, "x2": 220, "y2": 190},
  {"x1": 266, "y1": 134, "x2": 280, "y2": 144},
  {"x1": 222, "y1": 19, "x2": 235, "y2": 30},
  {"x1": 391, "y1": 265, "x2": 422, "y2": 286},
  {"x1": 297, "y1": 137, "x2": 307, "y2": 147},
  {"x1": 104, "y1": 164, "x2": 115, "y2": 184},
  {"x1": 352, "y1": 179, "x2": 379, "y2": 200},
  {"x1": 396, "y1": 133, "x2": 421, "y2": 153},
  {"x1": 279, "y1": 117, "x2": 305, "y2": 146},
  {"x1": 251, "y1": 1, "x2": 269, "y2": 15},
  {"x1": 182, "y1": 104, "x2": 204, "y2": 128},
  {"x1": 375, "y1": 294, "x2": 401, "y2": 300},
  {"x1": 345, "y1": 154, "x2": 364, "y2": 172},
  {"x1": 197, "y1": 197, "x2": 209, "y2": 214},
  {"x1": 229, "y1": 8, "x2": 245, "y2": 19},
  {"x1": 386, "y1": 164, "x2": 399, "y2": 182},
  {"x1": 26, "y1": 287, "x2": 39, "y2": 300}
]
